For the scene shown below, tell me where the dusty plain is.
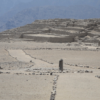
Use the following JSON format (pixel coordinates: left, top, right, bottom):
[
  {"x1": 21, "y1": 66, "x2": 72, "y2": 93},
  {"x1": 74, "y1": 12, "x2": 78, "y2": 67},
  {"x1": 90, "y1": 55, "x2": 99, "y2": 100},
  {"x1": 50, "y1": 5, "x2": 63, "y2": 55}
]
[{"x1": 0, "y1": 40, "x2": 100, "y2": 100}]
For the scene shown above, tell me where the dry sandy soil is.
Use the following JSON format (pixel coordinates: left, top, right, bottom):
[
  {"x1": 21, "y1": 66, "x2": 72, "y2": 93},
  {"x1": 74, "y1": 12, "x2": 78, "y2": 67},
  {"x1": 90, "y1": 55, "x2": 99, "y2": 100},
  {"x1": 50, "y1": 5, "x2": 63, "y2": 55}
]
[
  {"x1": 0, "y1": 41, "x2": 100, "y2": 100},
  {"x1": 0, "y1": 74, "x2": 54, "y2": 100},
  {"x1": 55, "y1": 73, "x2": 100, "y2": 100},
  {"x1": 25, "y1": 50, "x2": 100, "y2": 68}
]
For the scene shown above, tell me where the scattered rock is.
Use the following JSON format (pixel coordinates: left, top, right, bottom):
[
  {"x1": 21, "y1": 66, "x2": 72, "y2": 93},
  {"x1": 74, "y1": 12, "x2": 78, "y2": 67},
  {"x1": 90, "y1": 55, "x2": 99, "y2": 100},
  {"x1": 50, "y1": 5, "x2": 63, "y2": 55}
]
[
  {"x1": 6, "y1": 72, "x2": 10, "y2": 74},
  {"x1": 85, "y1": 66, "x2": 89, "y2": 68},
  {"x1": 30, "y1": 60, "x2": 32, "y2": 62},
  {"x1": 0, "y1": 71, "x2": 3, "y2": 74},
  {"x1": 50, "y1": 72, "x2": 53, "y2": 75},
  {"x1": 0, "y1": 66, "x2": 3, "y2": 69},
  {"x1": 85, "y1": 70, "x2": 89, "y2": 73},
  {"x1": 95, "y1": 75, "x2": 100, "y2": 79}
]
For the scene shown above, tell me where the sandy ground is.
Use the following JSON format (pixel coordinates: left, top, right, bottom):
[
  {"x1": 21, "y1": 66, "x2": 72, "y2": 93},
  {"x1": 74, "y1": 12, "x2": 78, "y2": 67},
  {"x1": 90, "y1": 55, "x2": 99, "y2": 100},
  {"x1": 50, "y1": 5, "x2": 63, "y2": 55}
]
[
  {"x1": 0, "y1": 41, "x2": 68, "y2": 49},
  {"x1": 0, "y1": 74, "x2": 54, "y2": 100},
  {"x1": 25, "y1": 50, "x2": 100, "y2": 68},
  {"x1": 8, "y1": 49, "x2": 57, "y2": 69},
  {"x1": 0, "y1": 41, "x2": 100, "y2": 100},
  {"x1": 0, "y1": 49, "x2": 17, "y2": 62},
  {"x1": 0, "y1": 41, "x2": 98, "y2": 50},
  {"x1": 55, "y1": 73, "x2": 100, "y2": 100}
]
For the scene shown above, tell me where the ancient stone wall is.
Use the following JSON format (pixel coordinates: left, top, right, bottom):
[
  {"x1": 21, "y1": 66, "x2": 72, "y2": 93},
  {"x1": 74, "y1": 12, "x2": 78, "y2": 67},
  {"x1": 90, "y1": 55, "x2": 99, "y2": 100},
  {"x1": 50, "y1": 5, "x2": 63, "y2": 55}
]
[
  {"x1": 88, "y1": 32, "x2": 100, "y2": 37},
  {"x1": 23, "y1": 34, "x2": 74, "y2": 43},
  {"x1": 49, "y1": 36, "x2": 74, "y2": 43}
]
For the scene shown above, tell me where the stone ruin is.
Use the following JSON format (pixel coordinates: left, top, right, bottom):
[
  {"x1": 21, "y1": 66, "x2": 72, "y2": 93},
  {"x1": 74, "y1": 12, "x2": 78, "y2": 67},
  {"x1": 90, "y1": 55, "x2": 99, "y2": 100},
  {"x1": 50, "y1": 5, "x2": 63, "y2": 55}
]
[
  {"x1": 59, "y1": 59, "x2": 63, "y2": 72},
  {"x1": 0, "y1": 18, "x2": 100, "y2": 44}
]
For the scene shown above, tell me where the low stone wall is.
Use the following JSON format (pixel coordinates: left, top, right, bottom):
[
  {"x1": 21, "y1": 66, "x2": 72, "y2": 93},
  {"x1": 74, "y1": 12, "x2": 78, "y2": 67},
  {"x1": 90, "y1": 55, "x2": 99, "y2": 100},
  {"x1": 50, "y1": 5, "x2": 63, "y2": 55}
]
[
  {"x1": 50, "y1": 29, "x2": 87, "y2": 37},
  {"x1": 50, "y1": 29, "x2": 70, "y2": 35},
  {"x1": 57, "y1": 27, "x2": 84, "y2": 31},
  {"x1": 49, "y1": 36, "x2": 74, "y2": 43},
  {"x1": 88, "y1": 32, "x2": 100, "y2": 36},
  {"x1": 0, "y1": 33, "x2": 22, "y2": 39},
  {"x1": 68, "y1": 24, "x2": 86, "y2": 27},
  {"x1": 83, "y1": 40, "x2": 100, "y2": 45},
  {"x1": 22, "y1": 34, "x2": 74, "y2": 43}
]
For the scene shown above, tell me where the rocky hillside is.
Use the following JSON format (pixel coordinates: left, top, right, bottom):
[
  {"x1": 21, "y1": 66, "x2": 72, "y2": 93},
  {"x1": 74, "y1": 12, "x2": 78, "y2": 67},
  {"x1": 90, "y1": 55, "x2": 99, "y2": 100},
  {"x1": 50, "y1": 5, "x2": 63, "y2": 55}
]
[{"x1": 0, "y1": 18, "x2": 100, "y2": 43}]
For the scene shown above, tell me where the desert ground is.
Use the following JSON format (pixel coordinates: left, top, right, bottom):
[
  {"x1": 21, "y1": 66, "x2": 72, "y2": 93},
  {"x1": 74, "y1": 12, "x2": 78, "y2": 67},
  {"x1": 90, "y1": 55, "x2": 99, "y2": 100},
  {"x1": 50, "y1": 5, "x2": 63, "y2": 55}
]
[{"x1": 0, "y1": 40, "x2": 100, "y2": 100}]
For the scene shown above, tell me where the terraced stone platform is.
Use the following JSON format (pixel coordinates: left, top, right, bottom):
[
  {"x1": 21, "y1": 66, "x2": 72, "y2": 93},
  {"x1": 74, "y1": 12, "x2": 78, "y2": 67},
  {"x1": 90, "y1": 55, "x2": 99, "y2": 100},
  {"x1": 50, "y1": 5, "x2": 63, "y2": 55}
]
[{"x1": 23, "y1": 33, "x2": 74, "y2": 43}]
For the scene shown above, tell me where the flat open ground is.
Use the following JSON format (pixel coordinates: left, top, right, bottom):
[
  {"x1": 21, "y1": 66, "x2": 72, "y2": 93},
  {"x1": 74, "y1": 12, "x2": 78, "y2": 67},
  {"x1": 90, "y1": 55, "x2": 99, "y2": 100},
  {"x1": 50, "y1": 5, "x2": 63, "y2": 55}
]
[
  {"x1": 25, "y1": 50, "x2": 100, "y2": 68},
  {"x1": 0, "y1": 49, "x2": 17, "y2": 62},
  {"x1": 0, "y1": 41, "x2": 100, "y2": 100},
  {"x1": 8, "y1": 49, "x2": 56, "y2": 68},
  {"x1": 0, "y1": 74, "x2": 54, "y2": 100},
  {"x1": 55, "y1": 73, "x2": 100, "y2": 100}
]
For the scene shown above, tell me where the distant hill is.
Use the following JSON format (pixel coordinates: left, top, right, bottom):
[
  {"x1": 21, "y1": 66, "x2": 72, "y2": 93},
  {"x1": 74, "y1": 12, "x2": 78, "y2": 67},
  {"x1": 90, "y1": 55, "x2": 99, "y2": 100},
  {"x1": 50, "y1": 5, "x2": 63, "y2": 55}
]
[
  {"x1": 0, "y1": 5, "x2": 100, "y2": 32},
  {"x1": 0, "y1": 0, "x2": 32, "y2": 16}
]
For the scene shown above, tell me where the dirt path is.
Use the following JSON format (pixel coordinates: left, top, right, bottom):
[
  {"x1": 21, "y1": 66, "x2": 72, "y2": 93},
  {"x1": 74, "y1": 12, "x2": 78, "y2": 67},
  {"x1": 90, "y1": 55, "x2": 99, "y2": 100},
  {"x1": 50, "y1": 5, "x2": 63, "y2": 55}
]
[
  {"x1": 8, "y1": 50, "x2": 56, "y2": 68},
  {"x1": 55, "y1": 73, "x2": 100, "y2": 100}
]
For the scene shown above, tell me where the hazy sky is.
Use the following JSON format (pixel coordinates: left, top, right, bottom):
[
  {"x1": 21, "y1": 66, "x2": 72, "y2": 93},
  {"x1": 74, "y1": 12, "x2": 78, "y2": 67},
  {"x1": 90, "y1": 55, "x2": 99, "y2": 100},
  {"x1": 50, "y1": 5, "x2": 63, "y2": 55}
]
[
  {"x1": 1, "y1": 0, "x2": 100, "y2": 8},
  {"x1": 0, "y1": 0, "x2": 100, "y2": 17}
]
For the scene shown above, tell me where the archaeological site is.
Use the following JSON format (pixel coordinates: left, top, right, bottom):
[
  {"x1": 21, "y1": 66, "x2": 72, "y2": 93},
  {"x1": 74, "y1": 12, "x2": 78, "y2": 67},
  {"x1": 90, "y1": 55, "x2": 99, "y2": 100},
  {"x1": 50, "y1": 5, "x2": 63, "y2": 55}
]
[{"x1": 0, "y1": 18, "x2": 100, "y2": 100}]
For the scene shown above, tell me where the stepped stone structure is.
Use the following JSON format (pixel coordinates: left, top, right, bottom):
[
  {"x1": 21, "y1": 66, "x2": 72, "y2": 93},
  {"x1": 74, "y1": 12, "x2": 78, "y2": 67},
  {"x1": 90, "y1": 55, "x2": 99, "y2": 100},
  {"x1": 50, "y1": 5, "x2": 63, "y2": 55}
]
[{"x1": 0, "y1": 18, "x2": 100, "y2": 44}]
